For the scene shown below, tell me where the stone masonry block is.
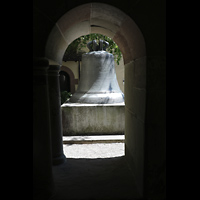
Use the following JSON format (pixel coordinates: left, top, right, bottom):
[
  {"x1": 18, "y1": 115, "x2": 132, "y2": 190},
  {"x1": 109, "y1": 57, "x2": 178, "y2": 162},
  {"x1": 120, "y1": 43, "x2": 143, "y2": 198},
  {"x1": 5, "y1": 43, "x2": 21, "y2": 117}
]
[{"x1": 61, "y1": 103, "x2": 125, "y2": 135}]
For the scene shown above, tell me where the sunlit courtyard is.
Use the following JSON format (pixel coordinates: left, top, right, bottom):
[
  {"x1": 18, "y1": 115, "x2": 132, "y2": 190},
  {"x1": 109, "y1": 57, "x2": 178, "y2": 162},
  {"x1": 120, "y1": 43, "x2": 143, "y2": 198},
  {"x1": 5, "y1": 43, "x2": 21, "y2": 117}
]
[
  {"x1": 62, "y1": 135, "x2": 125, "y2": 158},
  {"x1": 63, "y1": 143, "x2": 124, "y2": 158}
]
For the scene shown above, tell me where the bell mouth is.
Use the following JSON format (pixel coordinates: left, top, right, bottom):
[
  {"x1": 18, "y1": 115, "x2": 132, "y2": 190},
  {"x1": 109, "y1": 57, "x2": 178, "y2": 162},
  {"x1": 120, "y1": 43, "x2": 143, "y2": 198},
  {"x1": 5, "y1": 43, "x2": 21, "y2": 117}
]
[{"x1": 69, "y1": 92, "x2": 124, "y2": 104}]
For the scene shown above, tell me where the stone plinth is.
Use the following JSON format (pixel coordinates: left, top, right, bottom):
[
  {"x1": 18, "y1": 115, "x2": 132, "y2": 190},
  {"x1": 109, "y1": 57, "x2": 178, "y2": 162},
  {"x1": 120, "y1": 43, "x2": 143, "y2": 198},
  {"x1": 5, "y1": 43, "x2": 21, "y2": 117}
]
[{"x1": 61, "y1": 103, "x2": 125, "y2": 135}]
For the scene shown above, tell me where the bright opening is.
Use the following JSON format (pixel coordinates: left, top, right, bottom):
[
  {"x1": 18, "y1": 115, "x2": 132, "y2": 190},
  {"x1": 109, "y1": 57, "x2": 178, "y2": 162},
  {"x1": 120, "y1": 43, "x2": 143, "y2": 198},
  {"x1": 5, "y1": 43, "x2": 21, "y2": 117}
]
[{"x1": 61, "y1": 33, "x2": 125, "y2": 159}]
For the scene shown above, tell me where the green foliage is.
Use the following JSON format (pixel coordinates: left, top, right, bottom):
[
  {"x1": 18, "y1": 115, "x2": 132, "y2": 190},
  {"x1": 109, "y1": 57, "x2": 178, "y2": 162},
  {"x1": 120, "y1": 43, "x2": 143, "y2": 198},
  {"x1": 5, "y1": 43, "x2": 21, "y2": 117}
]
[
  {"x1": 61, "y1": 91, "x2": 72, "y2": 105},
  {"x1": 65, "y1": 33, "x2": 122, "y2": 65}
]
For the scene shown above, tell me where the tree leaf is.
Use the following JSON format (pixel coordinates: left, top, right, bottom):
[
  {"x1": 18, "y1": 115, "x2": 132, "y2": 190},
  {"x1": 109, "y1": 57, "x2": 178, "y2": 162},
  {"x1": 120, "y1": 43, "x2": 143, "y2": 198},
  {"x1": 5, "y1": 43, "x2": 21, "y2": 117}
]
[{"x1": 64, "y1": 33, "x2": 122, "y2": 65}]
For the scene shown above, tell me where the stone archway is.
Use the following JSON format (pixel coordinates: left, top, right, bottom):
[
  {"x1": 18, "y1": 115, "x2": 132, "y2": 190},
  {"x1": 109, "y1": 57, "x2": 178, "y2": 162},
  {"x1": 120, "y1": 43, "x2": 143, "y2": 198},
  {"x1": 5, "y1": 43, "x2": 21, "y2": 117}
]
[
  {"x1": 45, "y1": 3, "x2": 145, "y2": 65},
  {"x1": 45, "y1": 2, "x2": 146, "y2": 196}
]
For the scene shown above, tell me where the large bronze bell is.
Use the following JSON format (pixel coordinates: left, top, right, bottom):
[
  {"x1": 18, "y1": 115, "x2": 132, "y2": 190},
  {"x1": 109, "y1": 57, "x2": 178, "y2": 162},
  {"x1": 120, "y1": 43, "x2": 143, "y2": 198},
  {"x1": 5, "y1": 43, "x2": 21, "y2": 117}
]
[{"x1": 69, "y1": 40, "x2": 124, "y2": 104}]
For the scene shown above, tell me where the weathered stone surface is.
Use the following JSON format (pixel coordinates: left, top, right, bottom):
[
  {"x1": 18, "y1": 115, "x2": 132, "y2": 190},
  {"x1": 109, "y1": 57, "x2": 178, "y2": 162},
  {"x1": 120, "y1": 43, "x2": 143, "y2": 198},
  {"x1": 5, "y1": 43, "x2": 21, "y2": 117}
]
[
  {"x1": 48, "y1": 65, "x2": 66, "y2": 165},
  {"x1": 56, "y1": 3, "x2": 91, "y2": 33},
  {"x1": 45, "y1": 25, "x2": 68, "y2": 64},
  {"x1": 33, "y1": 58, "x2": 55, "y2": 199},
  {"x1": 61, "y1": 103, "x2": 125, "y2": 135},
  {"x1": 125, "y1": 108, "x2": 145, "y2": 196},
  {"x1": 113, "y1": 16, "x2": 146, "y2": 64}
]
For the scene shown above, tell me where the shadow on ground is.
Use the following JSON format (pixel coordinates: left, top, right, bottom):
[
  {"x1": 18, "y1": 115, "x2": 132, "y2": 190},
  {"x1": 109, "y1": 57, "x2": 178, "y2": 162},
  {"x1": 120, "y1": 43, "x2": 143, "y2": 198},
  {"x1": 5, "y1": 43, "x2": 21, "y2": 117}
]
[{"x1": 50, "y1": 156, "x2": 141, "y2": 200}]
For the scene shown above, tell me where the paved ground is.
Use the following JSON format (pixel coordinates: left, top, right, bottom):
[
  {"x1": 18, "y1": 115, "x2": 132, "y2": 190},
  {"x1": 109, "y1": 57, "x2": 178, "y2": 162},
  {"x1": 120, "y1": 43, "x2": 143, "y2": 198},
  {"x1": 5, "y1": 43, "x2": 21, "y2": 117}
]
[
  {"x1": 63, "y1": 142, "x2": 125, "y2": 159},
  {"x1": 50, "y1": 136, "x2": 141, "y2": 200},
  {"x1": 62, "y1": 135, "x2": 125, "y2": 158}
]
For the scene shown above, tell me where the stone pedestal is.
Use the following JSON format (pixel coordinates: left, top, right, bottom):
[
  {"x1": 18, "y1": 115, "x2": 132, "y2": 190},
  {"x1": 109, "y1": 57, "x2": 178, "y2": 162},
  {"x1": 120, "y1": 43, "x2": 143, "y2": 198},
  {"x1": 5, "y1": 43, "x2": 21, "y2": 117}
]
[
  {"x1": 48, "y1": 65, "x2": 66, "y2": 165},
  {"x1": 33, "y1": 58, "x2": 54, "y2": 199},
  {"x1": 61, "y1": 103, "x2": 125, "y2": 135}
]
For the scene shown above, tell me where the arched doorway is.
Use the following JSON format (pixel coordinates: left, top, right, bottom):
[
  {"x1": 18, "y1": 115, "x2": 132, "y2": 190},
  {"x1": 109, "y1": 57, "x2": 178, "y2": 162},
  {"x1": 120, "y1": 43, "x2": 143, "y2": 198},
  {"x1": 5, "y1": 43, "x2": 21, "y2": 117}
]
[
  {"x1": 45, "y1": 2, "x2": 146, "y2": 196},
  {"x1": 59, "y1": 71, "x2": 70, "y2": 92},
  {"x1": 59, "y1": 65, "x2": 78, "y2": 94},
  {"x1": 45, "y1": 3, "x2": 145, "y2": 64}
]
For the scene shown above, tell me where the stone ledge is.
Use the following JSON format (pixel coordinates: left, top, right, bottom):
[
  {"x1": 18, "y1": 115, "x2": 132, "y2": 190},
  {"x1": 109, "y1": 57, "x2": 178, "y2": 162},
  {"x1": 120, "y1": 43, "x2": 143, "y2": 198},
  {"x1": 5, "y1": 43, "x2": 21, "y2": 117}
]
[
  {"x1": 61, "y1": 102, "x2": 125, "y2": 107},
  {"x1": 63, "y1": 135, "x2": 125, "y2": 144}
]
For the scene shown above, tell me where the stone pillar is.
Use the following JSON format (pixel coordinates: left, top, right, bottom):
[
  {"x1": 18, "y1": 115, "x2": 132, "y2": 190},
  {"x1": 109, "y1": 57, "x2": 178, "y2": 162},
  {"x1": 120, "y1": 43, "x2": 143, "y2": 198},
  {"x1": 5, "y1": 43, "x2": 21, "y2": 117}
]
[
  {"x1": 48, "y1": 65, "x2": 66, "y2": 165},
  {"x1": 33, "y1": 57, "x2": 54, "y2": 199}
]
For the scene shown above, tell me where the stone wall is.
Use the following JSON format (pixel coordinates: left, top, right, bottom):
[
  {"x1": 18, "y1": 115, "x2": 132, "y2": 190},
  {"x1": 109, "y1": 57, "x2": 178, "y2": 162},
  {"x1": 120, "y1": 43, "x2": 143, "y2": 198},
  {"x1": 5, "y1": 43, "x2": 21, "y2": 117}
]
[
  {"x1": 124, "y1": 56, "x2": 146, "y2": 196},
  {"x1": 144, "y1": 56, "x2": 166, "y2": 198}
]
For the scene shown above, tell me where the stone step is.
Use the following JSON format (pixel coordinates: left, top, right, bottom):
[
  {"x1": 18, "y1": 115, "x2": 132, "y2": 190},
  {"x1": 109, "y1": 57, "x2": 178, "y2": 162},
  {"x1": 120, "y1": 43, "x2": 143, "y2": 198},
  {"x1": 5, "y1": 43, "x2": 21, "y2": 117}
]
[{"x1": 63, "y1": 135, "x2": 125, "y2": 144}]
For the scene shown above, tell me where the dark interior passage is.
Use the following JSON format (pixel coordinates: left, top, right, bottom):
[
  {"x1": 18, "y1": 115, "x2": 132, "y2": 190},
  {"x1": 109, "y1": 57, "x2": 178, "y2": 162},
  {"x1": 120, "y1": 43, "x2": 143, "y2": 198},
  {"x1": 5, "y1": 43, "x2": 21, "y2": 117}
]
[
  {"x1": 49, "y1": 156, "x2": 141, "y2": 200},
  {"x1": 59, "y1": 71, "x2": 71, "y2": 92},
  {"x1": 33, "y1": 1, "x2": 166, "y2": 199}
]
